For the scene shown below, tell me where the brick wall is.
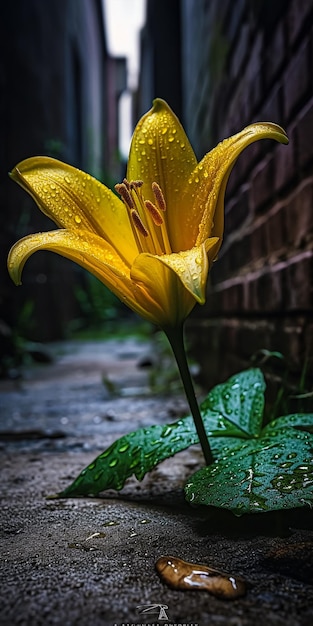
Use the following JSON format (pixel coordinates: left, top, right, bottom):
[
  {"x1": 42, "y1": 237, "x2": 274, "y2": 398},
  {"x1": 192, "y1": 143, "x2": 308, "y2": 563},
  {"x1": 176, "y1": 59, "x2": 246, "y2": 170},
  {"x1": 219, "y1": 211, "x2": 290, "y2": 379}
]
[{"x1": 181, "y1": 0, "x2": 313, "y2": 389}]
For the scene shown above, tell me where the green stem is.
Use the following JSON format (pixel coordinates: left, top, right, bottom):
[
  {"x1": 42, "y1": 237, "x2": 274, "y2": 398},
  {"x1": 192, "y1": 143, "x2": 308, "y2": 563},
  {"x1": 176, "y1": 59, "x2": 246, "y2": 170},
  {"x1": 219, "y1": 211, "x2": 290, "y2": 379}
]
[{"x1": 164, "y1": 325, "x2": 214, "y2": 466}]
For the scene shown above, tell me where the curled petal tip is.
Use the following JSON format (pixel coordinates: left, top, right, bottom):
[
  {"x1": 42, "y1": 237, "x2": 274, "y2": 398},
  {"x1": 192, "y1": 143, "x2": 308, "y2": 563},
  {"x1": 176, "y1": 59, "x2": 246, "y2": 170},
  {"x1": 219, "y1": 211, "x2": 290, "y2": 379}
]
[
  {"x1": 251, "y1": 122, "x2": 289, "y2": 145},
  {"x1": 152, "y1": 98, "x2": 169, "y2": 113}
]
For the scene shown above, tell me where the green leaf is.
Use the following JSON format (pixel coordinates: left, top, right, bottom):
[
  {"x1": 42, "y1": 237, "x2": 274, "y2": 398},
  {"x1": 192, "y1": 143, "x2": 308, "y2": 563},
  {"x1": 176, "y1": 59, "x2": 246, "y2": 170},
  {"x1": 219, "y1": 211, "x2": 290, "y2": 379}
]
[
  {"x1": 185, "y1": 414, "x2": 313, "y2": 515},
  {"x1": 59, "y1": 368, "x2": 264, "y2": 497},
  {"x1": 59, "y1": 420, "x2": 197, "y2": 496},
  {"x1": 201, "y1": 368, "x2": 265, "y2": 436},
  {"x1": 263, "y1": 413, "x2": 313, "y2": 433}
]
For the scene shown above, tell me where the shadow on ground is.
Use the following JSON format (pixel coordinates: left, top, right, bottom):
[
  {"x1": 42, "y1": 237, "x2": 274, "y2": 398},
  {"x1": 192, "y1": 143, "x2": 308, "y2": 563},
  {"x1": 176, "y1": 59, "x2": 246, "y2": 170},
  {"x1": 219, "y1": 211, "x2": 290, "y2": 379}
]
[{"x1": 0, "y1": 338, "x2": 313, "y2": 626}]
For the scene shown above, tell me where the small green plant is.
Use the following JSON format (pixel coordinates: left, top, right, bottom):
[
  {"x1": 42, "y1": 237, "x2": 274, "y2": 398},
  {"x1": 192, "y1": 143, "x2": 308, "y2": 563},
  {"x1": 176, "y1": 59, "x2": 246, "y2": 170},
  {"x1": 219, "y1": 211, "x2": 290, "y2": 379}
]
[{"x1": 58, "y1": 368, "x2": 313, "y2": 515}]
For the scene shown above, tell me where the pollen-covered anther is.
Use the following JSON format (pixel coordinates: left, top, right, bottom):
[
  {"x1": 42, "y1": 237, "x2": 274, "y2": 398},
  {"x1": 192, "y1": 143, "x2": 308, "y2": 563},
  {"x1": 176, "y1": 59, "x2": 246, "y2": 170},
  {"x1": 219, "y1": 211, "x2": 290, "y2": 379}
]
[
  {"x1": 131, "y1": 209, "x2": 149, "y2": 237},
  {"x1": 152, "y1": 181, "x2": 166, "y2": 211},
  {"x1": 129, "y1": 180, "x2": 144, "y2": 191},
  {"x1": 114, "y1": 183, "x2": 134, "y2": 209},
  {"x1": 144, "y1": 200, "x2": 164, "y2": 226}
]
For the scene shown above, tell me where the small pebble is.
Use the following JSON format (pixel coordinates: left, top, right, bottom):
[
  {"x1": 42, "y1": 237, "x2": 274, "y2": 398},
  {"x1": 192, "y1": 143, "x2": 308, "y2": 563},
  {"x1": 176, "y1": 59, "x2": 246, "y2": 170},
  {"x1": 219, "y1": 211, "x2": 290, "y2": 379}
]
[{"x1": 155, "y1": 555, "x2": 246, "y2": 599}]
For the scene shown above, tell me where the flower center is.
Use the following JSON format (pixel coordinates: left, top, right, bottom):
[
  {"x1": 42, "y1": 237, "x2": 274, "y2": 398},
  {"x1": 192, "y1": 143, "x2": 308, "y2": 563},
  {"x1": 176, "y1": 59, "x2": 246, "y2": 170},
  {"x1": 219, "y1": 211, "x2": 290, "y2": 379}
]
[{"x1": 115, "y1": 179, "x2": 172, "y2": 255}]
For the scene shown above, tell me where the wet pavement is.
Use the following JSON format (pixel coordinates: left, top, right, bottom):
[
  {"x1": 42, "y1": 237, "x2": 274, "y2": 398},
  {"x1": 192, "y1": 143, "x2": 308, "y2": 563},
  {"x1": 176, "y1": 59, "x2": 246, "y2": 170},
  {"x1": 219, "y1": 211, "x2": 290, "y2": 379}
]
[{"x1": 0, "y1": 337, "x2": 313, "y2": 626}]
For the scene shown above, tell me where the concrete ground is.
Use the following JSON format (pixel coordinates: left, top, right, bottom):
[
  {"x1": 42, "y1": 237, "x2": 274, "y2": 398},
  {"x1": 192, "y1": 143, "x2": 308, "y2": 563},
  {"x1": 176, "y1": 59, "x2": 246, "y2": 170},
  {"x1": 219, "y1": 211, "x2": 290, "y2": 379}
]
[{"x1": 0, "y1": 336, "x2": 313, "y2": 626}]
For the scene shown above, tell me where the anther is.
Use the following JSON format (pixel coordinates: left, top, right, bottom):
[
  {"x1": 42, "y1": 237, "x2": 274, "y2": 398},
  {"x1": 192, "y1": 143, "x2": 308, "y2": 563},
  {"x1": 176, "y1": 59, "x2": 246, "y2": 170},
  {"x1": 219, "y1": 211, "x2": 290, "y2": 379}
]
[
  {"x1": 122, "y1": 178, "x2": 131, "y2": 190},
  {"x1": 130, "y1": 180, "x2": 144, "y2": 190},
  {"x1": 115, "y1": 183, "x2": 134, "y2": 209},
  {"x1": 144, "y1": 200, "x2": 164, "y2": 226},
  {"x1": 131, "y1": 210, "x2": 149, "y2": 237},
  {"x1": 152, "y1": 182, "x2": 166, "y2": 211}
]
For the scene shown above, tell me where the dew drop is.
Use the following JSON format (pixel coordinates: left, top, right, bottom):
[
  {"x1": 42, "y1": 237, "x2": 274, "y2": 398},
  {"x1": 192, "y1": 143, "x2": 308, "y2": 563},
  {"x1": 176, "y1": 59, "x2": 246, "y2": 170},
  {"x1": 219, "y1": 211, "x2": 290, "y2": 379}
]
[
  {"x1": 109, "y1": 458, "x2": 118, "y2": 468},
  {"x1": 74, "y1": 215, "x2": 82, "y2": 224}
]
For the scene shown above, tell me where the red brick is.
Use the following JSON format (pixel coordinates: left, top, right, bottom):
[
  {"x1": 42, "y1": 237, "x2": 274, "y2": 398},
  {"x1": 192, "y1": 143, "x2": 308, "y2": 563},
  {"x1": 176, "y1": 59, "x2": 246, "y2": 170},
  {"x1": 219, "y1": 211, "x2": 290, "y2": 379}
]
[
  {"x1": 257, "y1": 265, "x2": 286, "y2": 311},
  {"x1": 243, "y1": 275, "x2": 258, "y2": 310},
  {"x1": 266, "y1": 204, "x2": 288, "y2": 257},
  {"x1": 220, "y1": 282, "x2": 244, "y2": 312},
  {"x1": 295, "y1": 99, "x2": 313, "y2": 168},
  {"x1": 284, "y1": 40, "x2": 311, "y2": 120},
  {"x1": 225, "y1": 185, "x2": 250, "y2": 235},
  {"x1": 287, "y1": 252, "x2": 313, "y2": 309},
  {"x1": 274, "y1": 127, "x2": 296, "y2": 192},
  {"x1": 285, "y1": 181, "x2": 313, "y2": 248},
  {"x1": 250, "y1": 155, "x2": 275, "y2": 212},
  {"x1": 250, "y1": 221, "x2": 268, "y2": 263}
]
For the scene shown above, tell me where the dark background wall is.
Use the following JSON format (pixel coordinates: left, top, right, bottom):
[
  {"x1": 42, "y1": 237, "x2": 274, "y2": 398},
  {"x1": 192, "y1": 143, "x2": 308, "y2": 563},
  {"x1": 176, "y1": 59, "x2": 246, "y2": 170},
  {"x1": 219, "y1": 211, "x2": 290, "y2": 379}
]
[
  {"x1": 0, "y1": 0, "x2": 125, "y2": 346},
  {"x1": 138, "y1": 0, "x2": 313, "y2": 390},
  {"x1": 1, "y1": 0, "x2": 312, "y2": 391},
  {"x1": 182, "y1": 0, "x2": 313, "y2": 389}
]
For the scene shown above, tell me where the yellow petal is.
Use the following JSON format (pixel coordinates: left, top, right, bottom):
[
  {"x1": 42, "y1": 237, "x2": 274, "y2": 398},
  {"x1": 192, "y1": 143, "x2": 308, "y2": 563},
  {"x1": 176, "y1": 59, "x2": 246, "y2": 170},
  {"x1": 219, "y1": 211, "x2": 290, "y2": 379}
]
[
  {"x1": 127, "y1": 99, "x2": 197, "y2": 232},
  {"x1": 131, "y1": 253, "x2": 196, "y2": 328},
  {"x1": 7, "y1": 228, "x2": 182, "y2": 327},
  {"x1": 10, "y1": 157, "x2": 138, "y2": 265},
  {"x1": 153, "y1": 237, "x2": 220, "y2": 304},
  {"x1": 176, "y1": 122, "x2": 289, "y2": 251}
]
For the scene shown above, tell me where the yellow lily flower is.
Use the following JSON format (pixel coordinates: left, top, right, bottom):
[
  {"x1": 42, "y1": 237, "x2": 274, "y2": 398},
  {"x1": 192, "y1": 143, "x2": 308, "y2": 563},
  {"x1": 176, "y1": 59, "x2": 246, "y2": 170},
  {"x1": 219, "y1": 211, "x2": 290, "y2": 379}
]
[{"x1": 7, "y1": 99, "x2": 288, "y2": 330}]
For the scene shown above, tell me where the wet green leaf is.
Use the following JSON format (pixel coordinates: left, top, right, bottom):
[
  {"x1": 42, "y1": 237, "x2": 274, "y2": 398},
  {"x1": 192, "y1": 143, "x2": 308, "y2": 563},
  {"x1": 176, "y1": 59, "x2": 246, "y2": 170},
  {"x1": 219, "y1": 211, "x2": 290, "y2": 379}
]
[
  {"x1": 185, "y1": 414, "x2": 313, "y2": 514},
  {"x1": 58, "y1": 368, "x2": 264, "y2": 497},
  {"x1": 201, "y1": 368, "x2": 265, "y2": 436}
]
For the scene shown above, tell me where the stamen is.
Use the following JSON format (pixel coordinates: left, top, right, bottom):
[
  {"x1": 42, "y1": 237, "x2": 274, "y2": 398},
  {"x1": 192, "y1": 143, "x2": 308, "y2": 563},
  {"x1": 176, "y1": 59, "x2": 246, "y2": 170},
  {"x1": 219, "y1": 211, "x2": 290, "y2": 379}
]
[
  {"x1": 114, "y1": 183, "x2": 134, "y2": 209},
  {"x1": 131, "y1": 209, "x2": 149, "y2": 237},
  {"x1": 152, "y1": 182, "x2": 166, "y2": 211},
  {"x1": 144, "y1": 200, "x2": 164, "y2": 226},
  {"x1": 131, "y1": 180, "x2": 144, "y2": 189},
  {"x1": 122, "y1": 178, "x2": 130, "y2": 190}
]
